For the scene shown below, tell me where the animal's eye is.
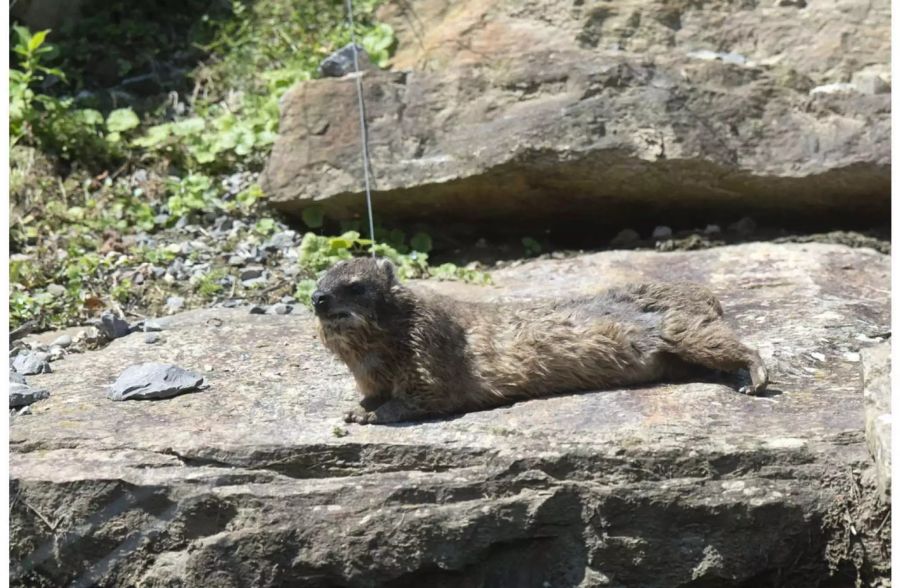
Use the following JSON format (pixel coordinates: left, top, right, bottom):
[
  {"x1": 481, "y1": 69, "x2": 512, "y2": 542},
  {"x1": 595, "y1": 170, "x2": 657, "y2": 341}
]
[{"x1": 347, "y1": 282, "x2": 366, "y2": 296}]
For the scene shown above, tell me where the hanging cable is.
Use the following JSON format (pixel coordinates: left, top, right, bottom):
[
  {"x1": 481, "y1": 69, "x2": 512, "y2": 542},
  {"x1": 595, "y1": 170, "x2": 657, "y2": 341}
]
[{"x1": 344, "y1": 0, "x2": 377, "y2": 257}]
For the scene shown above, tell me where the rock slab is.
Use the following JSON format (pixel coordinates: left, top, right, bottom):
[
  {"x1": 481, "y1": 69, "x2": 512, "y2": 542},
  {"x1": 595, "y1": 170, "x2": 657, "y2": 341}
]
[
  {"x1": 263, "y1": 0, "x2": 890, "y2": 229},
  {"x1": 9, "y1": 243, "x2": 891, "y2": 587}
]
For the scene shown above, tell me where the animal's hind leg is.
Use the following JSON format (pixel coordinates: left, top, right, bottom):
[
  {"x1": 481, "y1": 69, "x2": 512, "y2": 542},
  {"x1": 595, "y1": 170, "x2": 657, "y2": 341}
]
[{"x1": 663, "y1": 315, "x2": 768, "y2": 395}]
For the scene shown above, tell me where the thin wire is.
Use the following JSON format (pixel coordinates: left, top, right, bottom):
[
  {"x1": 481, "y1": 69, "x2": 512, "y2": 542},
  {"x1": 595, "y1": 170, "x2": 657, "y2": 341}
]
[{"x1": 345, "y1": 0, "x2": 377, "y2": 257}]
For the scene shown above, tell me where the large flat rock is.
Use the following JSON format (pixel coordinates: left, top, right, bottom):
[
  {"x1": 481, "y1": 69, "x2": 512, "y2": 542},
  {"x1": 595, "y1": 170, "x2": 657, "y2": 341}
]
[
  {"x1": 10, "y1": 243, "x2": 890, "y2": 586},
  {"x1": 262, "y1": 0, "x2": 890, "y2": 230}
]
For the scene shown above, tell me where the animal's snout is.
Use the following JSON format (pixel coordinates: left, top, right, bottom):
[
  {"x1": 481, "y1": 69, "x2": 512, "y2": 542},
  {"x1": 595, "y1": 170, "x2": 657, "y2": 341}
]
[{"x1": 311, "y1": 290, "x2": 331, "y2": 312}]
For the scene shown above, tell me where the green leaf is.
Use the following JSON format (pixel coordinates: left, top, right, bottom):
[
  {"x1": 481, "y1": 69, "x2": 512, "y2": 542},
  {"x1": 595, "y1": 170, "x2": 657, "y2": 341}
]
[
  {"x1": 133, "y1": 123, "x2": 172, "y2": 148},
  {"x1": 78, "y1": 109, "x2": 104, "y2": 126},
  {"x1": 27, "y1": 30, "x2": 50, "y2": 54},
  {"x1": 171, "y1": 117, "x2": 206, "y2": 136},
  {"x1": 106, "y1": 108, "x2": 140, "y2": 133},
  {"x1": 301, "y1": 206, "x2": 324, "y2": 228}
]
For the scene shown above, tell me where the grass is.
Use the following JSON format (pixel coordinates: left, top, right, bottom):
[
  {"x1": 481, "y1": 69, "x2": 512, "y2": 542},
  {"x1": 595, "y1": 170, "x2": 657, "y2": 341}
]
[{"x1": 9, "y1": 2, "x2": 489, "y2": 332}]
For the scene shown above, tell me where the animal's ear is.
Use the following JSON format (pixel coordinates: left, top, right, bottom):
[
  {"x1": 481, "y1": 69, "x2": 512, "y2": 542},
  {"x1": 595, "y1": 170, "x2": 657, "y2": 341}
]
[{"x1": 376, "y1": 257, "x2": 396, "y2": 282}]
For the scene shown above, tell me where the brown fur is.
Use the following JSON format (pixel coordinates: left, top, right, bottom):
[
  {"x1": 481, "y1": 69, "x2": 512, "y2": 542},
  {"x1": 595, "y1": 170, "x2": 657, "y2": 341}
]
[{"x1": 312, "y1": 258, "x2": 768, "y2": 425}]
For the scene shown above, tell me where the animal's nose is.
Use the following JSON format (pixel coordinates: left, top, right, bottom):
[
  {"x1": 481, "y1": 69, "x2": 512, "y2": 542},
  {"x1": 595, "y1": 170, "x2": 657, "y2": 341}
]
[{"x1": 311, "y1": 290, "x2": 330, "y2": 308}]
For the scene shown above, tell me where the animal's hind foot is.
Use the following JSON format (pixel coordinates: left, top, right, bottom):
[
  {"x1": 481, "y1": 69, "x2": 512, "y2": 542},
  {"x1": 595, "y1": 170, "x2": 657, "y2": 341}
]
[{"x1": 739, "y1": 359, "x2": 769, "y2": 396}]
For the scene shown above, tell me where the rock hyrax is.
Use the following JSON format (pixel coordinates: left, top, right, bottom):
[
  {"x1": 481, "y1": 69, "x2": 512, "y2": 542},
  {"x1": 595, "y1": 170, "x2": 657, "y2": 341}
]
[{"x1": 313, "y1": 257, "x2": 768, "y2": 425}]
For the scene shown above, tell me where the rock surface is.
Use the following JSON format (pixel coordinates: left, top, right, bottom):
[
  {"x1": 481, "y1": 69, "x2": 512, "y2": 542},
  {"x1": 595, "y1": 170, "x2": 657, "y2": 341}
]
[
  {"x1": 263, "y1": 0, "x2": 890, "y2": 230},
  {"x1": 862, "y1": 342, "x2": 891, "y2": 503},
  {"x1": 10, "y1": 243, "x2": 890, "y2": 586}
]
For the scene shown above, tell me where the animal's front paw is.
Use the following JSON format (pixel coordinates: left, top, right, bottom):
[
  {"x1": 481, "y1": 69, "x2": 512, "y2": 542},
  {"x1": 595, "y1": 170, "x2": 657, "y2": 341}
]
[{"x1": 343, "y1": 407, "x2": 378, "y2": 425}]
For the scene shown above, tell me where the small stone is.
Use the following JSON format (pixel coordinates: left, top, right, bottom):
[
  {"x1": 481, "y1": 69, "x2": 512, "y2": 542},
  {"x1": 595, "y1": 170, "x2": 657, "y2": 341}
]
[
  {"x1": 249, "y1": 305, "x2": 267, "y2": 315},
  {"x1": 651, "y1": 226, "x2": 673, "y2": 240},
  {"x1": 280, "y1": 295, "x2": 296, "y2": 304},
  {"x1": 51, "y1": 334, "x2": 73, "y2": 348},
  {"x1": 10, "y1": 372, "x2": 26, "y2": 385},
  {"x1": 728, "y1": 217, "x2": 757, "y2": 236},
  {"x1": 269, "y1": 303, "x2": 293, "y2": 315},
  {"x1": 165, "y1": 296, "x2": 185, "y2": 313},
  {"x1": 48, "y1": 346, "x2": 65, "y2": 361},
  {"x1": 318, "y1": 43, "x2": 372, "y2": 78},
  {"x1": 12, "y1": 351, "x2": 52, "y2": 375},
  {"x1": 610, "y1": 229, "x2": 640, "y2": 247},
  {"x1": 154, "y1": 214, "x2": 170, "y2": 226},
  {"x1": 150, "y1": 266, "x2": 166, "y2": 279},
  {"x1": 263, "y1": 231, "x2": 297, "y2": 251},
  {"x1": 222, "y1": 299, "x2": 243, "y2": 308},
  {"x1": 133, "y1": 273, "x2": 145, "y2": 285},
  {"x1": 228, "y1": 255, "x2": 246, "y2": 267},
  {"x1": 98, "y1": 311, "x2": 132, "y2": 340},
  {"x1": 46, "y1": 284, "x2": 66, "y2": 297},
  {"x1": 10, "y1": 382, "x2": 49, "y2": 408},
  {"x1": 143, "y1": 320, "x2": 164, "y2": 332},
  {"x1": 240, "y1": 266, "x2": 265, "y2": 281},
  {"x1": 852, "y1": 72, "x2": 890, "y2": 95},
  {"x1": 108, "y1": 363, "x2": 205, "y2": 401},
  {"x1": 144, "y1": 333, "x2": 161, "y2": 344}
]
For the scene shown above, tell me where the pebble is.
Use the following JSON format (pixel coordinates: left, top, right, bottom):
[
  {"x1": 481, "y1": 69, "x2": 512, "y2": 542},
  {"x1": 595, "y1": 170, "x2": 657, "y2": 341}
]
[
  {"x1": 12, "y1": 351, "x2": 52, "y2": 375},
  {"x1": 46, "y1": 284, "x2": 66, "y2": 297},
  {"x1": 228, "y1": 255, "x2": 246, "y2": 267},
  {"x1": 263, "y1": 231, "x2": 297, "y2": 251},
  {"x1": 610, "y1": 228, "x2": 640, "y2": 247},
  {"x1": 98, "y1": 311, "x2": 132, "y2": 340},
  {"x1": 280, "y1": 295, "x2": 296, "y2": 304},
  {"x1": 51, "y1": 334, "x2": 73, "y2": 348},
  {"x1": 144, "y1": 333, "x2": 161, "y2": 344},
  {"x1": 222, "y1": 299, "x2": 243, "y2": 308},
  {"x1": 10, "y1": 382, "x2": 50, "y2": 408},
  {"x1": 143, "y1": 320, "x2": 164, "y2": 332},
  {"x1": 249, "y1": 305, "x2": 268, "y2": 315},
  {"x1": 318, "y1": 43, "x2": 371, "y2": 78},
  {"x1": 48, "y1": 345, "x2": 65, "y2": 361},
  {"x1": 651, "y1": 226, "x2": 673, "y2": 240},
  {"x1": 10, "y1": 372, "x2": 26, "y2": 385},
  {"x1": 108, "y1": 363, "x2": 205, "y2": 401},
  {"x1": 240, "y1": 267, "x2": 265, "y2": 281},
  {"x1": 269, "y1": 303, "x2": 293, "y2": 315},
  {"x1": 150, "y1": 266, "x2": 166, "y2": 280},
  {"x1": 166, "y1": 296, "x2": 185, "y2": 313}
]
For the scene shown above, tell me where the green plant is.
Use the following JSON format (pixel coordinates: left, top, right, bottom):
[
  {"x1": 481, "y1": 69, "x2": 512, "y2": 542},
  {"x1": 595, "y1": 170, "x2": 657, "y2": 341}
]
[
  {"x1": 11, "y1": 27, "x2": 141, "y2": 165},
  {"x1": 522, "y1": 237, "x2": 542, "y2": 256},
  {"x1": 166, "y1": 173, "x2": 222, "y2": 219}
]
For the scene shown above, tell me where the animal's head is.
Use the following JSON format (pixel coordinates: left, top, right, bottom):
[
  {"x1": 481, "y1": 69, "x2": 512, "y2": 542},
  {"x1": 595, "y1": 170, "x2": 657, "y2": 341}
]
[{"x1": 311, "y1": 257, "x2": 402, "y2": 330}]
